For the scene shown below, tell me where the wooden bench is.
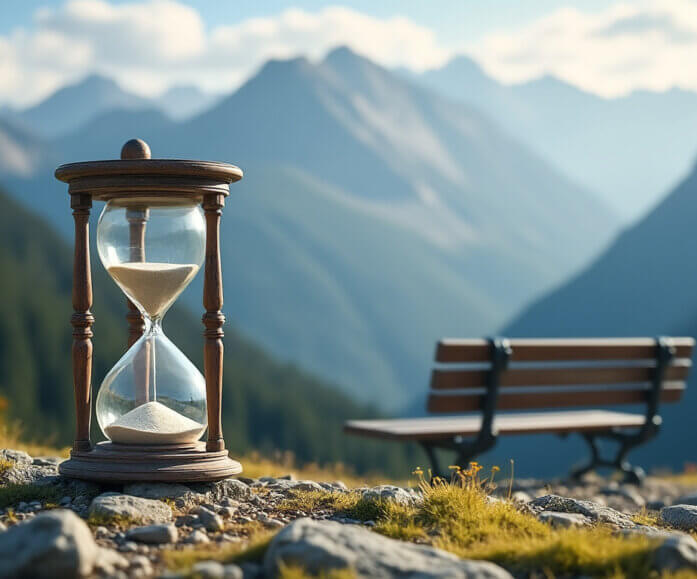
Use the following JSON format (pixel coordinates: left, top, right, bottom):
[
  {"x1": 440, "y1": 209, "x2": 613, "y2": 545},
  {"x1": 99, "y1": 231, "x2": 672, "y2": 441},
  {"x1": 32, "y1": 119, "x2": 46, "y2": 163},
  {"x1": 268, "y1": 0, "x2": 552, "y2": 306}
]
[{"x1": 345, "y1": 337, "x2": 694, "y2": 483}]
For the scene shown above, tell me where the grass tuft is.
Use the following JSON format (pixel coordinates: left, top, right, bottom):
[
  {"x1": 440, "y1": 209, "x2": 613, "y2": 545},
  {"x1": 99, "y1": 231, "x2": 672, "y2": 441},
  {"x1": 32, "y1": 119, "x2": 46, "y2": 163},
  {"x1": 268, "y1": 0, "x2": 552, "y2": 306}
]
[
  {"x1": 161, "y1": 528, "x2": 275, "y2": 572},
  {"x1": 278, "y1": 563, "x2": 356, "y2": 579},
  {"x1": 0, "y1": 483, "x2": 62, "y2": 509}
]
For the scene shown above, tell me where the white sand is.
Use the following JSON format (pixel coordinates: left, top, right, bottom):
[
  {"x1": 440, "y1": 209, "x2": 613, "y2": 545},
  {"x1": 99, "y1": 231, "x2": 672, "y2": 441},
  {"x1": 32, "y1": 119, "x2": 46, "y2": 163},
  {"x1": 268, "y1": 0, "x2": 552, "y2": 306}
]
[
  {"x1": 105, "y1": 400, "x2": 205, "y2": 444},
  {"x1": 108, "y1": 262, "x2": 199, "y2": 319}
]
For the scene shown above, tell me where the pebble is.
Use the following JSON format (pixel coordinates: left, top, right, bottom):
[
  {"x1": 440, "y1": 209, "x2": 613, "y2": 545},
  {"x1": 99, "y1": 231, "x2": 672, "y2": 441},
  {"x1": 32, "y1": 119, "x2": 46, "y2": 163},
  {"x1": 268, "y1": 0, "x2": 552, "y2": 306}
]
[
  {"x1": 118, "y1": 541, "x2": 138, "y2": 553},
  {"x1": 192, "y1": 560, "x2": 225, "y2": 578},
  {"x1": 538, "y1": 511, "x2": 591, "y2": 528},
  {"x1": 258, "y1": 514, "x2": 284, "y2": 529},
  {"x1": 195, "y1": 506, "x2": 225, "y2": 532},
  {"x1": 126, "y1": 523, "x2": 178, "y2": 544},
  {"x1": 184, "y1": 529, "x2": 210, "y2": 544}
]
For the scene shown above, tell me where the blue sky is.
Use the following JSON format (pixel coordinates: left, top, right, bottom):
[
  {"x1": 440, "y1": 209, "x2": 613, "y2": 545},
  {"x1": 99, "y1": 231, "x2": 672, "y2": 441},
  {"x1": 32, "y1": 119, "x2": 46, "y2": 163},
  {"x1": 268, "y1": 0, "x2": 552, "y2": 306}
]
[
  {"x1": 1, "y1": 0, "x2": 694, "y2": 107},
  {"x1": 0, "y1": 1, "x2": 616, "y2": 40}
]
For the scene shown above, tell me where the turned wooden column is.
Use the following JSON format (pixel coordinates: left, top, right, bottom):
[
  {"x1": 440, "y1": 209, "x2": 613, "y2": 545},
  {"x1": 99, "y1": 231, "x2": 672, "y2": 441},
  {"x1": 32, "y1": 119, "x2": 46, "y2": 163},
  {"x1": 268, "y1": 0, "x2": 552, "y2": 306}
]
[
  {"x1": 202, "y1": 193, "x2": 226, "y2": 452},
  {"x1": 70, "y1": 193, "x2": 94, "y2": 452}
]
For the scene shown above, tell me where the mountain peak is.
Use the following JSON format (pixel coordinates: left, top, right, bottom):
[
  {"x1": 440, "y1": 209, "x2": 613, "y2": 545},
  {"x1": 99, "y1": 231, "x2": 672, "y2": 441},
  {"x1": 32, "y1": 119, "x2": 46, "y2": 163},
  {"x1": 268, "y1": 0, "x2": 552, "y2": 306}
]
[{"x1": 323, "y1": 45, "x2": 375, "y2": 70}]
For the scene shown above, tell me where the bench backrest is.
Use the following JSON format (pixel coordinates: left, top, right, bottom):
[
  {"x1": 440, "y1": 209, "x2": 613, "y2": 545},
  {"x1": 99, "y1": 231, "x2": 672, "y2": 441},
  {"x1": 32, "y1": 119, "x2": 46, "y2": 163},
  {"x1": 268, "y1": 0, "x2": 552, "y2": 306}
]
[{"x1": 427, "y1": 337, "x2": 694, "y2": 413}]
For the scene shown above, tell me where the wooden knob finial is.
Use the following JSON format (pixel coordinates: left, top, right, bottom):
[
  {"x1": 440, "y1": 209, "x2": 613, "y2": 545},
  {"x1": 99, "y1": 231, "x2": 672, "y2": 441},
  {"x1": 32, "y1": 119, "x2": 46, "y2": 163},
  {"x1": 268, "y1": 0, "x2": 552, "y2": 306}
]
[{"x1": 121, "y1": 139, "x2": 151, "y2": 160}]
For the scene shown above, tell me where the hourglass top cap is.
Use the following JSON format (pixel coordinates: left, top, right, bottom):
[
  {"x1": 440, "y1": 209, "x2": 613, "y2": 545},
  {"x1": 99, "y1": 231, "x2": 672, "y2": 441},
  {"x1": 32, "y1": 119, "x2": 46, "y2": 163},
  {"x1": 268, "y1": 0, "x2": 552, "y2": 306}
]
[{"x1": 55, "y1": 138, "x2": 243, "y2": 201}]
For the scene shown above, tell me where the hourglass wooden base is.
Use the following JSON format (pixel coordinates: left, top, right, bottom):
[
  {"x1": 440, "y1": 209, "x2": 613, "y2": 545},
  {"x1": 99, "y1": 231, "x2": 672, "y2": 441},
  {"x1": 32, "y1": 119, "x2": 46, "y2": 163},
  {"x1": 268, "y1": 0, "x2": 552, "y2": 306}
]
[{"x1": 59, "y1": 442, "x2": 242, "y2": 483}]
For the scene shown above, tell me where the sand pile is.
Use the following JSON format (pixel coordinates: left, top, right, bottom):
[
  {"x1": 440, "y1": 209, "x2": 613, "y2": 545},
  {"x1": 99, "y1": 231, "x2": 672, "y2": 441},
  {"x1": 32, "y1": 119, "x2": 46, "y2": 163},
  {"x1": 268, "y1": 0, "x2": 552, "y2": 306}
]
[
  {"x1": 108, "y1": 262, "x2": 199, "y2": 319},
  {"x1": 105, "y1": 400, "x2": 205, "y2": 444}
]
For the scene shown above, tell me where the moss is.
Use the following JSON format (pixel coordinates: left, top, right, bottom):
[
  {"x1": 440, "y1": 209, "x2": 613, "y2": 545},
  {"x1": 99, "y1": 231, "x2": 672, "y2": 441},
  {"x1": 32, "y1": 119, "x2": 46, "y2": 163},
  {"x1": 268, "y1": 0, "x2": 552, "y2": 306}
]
[
  {"x1": 0, "y1": 458, "x2": 14, "y2": 476},
  {"x1": 161, "y1": 529, "x2": 275, "y2": 572},
  {"x1": 278, "y1": 563, "x2": 356, "y2": 579},
  {"x1": 278, "y1": 490, "x2": 361, "y2": 515},
  {"x1": 0, "y1": 483, "x2": 62, "y2": 509},
  {"x1": 86, "y1": 512, "x2": 142, "y2": 528}
]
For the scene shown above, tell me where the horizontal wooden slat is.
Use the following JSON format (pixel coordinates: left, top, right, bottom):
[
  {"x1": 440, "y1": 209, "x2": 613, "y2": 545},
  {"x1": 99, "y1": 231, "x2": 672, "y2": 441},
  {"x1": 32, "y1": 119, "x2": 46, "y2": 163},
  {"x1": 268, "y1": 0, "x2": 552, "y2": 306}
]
[
  {"x1": 344, "y1": 410, "x2": 648, "y2": 441},
  {"x1": 427, "y1": 381, "x2": 686, "y2": 413},
  {"x1": 436, "y1": 337, "x2": 695, "y2": 363},
  {"x1": 431, "y1": 360, "x2": 692, "y2": 390}
]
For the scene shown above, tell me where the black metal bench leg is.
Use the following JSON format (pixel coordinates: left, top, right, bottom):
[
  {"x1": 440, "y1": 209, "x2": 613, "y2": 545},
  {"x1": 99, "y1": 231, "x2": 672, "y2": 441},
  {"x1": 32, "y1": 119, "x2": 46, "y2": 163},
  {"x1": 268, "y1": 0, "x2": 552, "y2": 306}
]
[
  {"x1": 570, "y1": 433, "x2": 646, "y2": 485},
  {"x1": 570, "y1": 433, "x2": 601, "y2": 481}
]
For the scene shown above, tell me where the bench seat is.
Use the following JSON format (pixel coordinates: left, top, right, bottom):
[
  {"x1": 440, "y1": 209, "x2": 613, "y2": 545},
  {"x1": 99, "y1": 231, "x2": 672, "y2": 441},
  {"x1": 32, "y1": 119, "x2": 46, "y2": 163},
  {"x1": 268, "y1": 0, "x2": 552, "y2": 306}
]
[{"x1": 345, "y1": 409, "x2": 647, "y2": 441}]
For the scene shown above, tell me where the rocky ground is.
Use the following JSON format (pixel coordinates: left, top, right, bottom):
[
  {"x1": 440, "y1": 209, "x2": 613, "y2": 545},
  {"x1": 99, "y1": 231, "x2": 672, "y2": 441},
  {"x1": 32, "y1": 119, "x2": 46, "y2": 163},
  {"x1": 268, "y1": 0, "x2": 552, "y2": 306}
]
[{"x1": 3, "y1": 448, "x2": 697, "y2": 577}]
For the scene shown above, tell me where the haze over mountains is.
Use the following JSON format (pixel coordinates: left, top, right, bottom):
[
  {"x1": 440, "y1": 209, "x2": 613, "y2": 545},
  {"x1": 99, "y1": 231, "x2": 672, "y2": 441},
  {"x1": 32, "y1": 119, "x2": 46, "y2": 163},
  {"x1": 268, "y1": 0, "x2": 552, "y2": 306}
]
[
  {"x1": 496, "y1": 161, "x2": 697, "y2": 475},
  {"x1": 418, "y1": 56, "x2": 697, "y2": 220},
  {"x1": 2, "y1": 74, "x2": 216, "y2": 138},
  {"x1": 0, "y1": 47, "x2": 617, "y2": 412}
]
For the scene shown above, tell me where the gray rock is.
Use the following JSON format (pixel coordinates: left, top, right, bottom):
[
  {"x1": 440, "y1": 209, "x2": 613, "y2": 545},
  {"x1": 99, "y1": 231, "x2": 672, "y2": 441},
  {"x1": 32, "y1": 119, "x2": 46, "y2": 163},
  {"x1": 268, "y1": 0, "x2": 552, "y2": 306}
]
[
  {"x1": 653, "y1": 534, "x2": 697, "y2": 572},
  {"x1": 538, "y1": 511, "x2": 591, "y2": 528},
  {"x1": 219, "y1": 506, "x2": 237, "y2": 519},
  {"x1": 0, "y1": 509, "x2": 98, "y2": 578},
  {"x1": 510, "y1": 491, "x2": 531, "y2": 503},
  {"x1": 661, "y1": 505, "x2": 697, "y2": 531},
  {"x1": 185, "y1": 529, "x2": 211, "y2": 544},
  {"x1": 192, "y1": 560, "x2": 226, "y2": 578},
  {"x1": 674, "y1": 493, "x2": 697, "y2": 506},
  {"x1": 362, "y1": 485, "x2": 417, "y2": 506},
  {"x1": 123, "y1": 482, "x2": 192, "y2": 500},
  {"x1": 94, "y1": 547, "x2": 129, "y2": 575},
  {"x1": 89, "y1": 493, "x2": 172, "y2": 525},
  {"x1": 118, "y1": 541, "x2": 138, "y2": 553},
  {"x1": 196, "y1": 506, "x2": 225, "y2": 532},
  {"x1": 265, "y1": 479, "x2": 324, "y2": 493},
  {"x1": 126, "y1": 523, "x2": 178, "y2": 544},
  {"x1": 258, "y1": 514, "x2": 284, "y2": 529},
  {"x1": 223, "y1": 563, "x2": 244, "y2": 579},
  {"x1": 32, "y1": 457, "x2": 61, "y2": 467},
  {"x1": 529, "y1": 494, "x2": 635, "y2": 528},
  {"x1": 190, "y1": 478, "x2": 252, "y2": 502},
  {"x1": 0, "y1": 448, "x2": 32, "y2": 465},
  {"x1": 264, "y1": 518, "x2": 512, "y2": 578}
]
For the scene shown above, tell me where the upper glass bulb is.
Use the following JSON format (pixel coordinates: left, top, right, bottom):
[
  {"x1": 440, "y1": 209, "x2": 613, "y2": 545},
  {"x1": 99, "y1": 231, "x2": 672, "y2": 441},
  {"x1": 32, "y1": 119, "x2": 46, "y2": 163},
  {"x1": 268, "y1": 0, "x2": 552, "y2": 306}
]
[{"x1": 97, "y1": 200, "x2": 206, "y2": 320}]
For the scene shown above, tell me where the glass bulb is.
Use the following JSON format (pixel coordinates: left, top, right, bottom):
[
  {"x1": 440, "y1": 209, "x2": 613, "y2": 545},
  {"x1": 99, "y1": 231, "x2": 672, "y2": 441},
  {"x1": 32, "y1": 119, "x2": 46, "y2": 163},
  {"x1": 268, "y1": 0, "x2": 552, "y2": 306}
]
[{"x1": 95, "y1": 198, "x2": 207, "y2": 444}]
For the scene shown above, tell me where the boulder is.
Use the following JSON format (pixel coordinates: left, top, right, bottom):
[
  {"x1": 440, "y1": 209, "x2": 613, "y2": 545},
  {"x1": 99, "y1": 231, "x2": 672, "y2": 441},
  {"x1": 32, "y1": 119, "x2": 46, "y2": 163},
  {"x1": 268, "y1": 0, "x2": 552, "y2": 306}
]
[
  {"x1": 653, "y1": 534, "x2": 697, "y2": 572},
  {"x1": 264, "y1": 518, "x2": 512, "y2": 578},
  {"x1": 89, "y1": 492, "x2": 172, "y2": 524},
  {"x1": 0, "y1": 509, "x2": 98, "y2": 577},
  {"x1": 529, "y1": 494, "x2": 635, "y2": 528},
  {"x1": 362, "y1": 485, "x2": 418, "y2": 506},
  {"x1": 123, "y1": 482, "x2": 192, "y2": 500},
  {"x1": 661, "y1": 505, "x2": 697, "y2": 531}
]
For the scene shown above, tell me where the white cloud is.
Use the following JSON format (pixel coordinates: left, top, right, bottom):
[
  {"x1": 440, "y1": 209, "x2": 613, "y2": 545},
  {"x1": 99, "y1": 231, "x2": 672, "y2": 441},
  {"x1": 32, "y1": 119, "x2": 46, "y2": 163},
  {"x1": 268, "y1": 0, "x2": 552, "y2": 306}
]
[
  {"x1": 472, "y1": 0, "x2": 697, "y2": 97},
  {"x1": 0, "y1": 1, "x2": 450, "y2": 107}
]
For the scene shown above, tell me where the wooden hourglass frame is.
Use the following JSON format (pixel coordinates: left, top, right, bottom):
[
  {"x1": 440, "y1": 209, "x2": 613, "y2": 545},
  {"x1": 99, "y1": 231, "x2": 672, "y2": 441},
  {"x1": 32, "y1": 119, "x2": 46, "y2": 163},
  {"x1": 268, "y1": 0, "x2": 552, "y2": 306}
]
[{"x1": 55, "y1": 138, "x2": 243, "y2": 482}]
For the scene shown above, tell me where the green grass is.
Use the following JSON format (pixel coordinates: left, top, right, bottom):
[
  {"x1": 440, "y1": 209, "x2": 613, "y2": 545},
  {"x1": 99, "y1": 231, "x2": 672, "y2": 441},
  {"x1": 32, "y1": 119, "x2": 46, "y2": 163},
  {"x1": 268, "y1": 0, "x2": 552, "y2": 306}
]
[
  {"x1": 161, "y1": 527, "x2": 275, "y2": 572},
  {"x1": 277, "y1": 478, "x2": 694, "y2": 578},
  {"x1": 0, "y1": 483, "x2": 62, "y2": 509}
]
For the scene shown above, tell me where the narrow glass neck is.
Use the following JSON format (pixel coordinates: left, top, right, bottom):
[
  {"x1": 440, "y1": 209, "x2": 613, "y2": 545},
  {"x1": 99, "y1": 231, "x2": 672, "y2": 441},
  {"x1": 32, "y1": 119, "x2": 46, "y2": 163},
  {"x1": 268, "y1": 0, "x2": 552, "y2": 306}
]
[{"x1": 145, "y1": 316, "x2": 163, "y2": 336}]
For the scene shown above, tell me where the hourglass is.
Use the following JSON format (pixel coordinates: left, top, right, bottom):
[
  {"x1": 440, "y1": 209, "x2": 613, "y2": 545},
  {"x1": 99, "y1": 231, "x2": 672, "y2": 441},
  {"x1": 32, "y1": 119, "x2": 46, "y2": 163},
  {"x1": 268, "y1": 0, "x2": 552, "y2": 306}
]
[{"x1": 55, "y1": 139, "x2": 243, "y2": 482}]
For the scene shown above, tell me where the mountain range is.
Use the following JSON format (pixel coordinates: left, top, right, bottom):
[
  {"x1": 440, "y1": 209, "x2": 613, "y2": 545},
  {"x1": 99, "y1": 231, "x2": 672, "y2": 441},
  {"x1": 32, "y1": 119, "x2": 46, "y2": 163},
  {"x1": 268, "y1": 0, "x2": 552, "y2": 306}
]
[
  {"x1": 418, "y1": 56, "x2": 697, "y2": 220},
  {"x1": 494, "y1": 159, "x2": 697, "y2": 476},
  {"x1": 0, "y1": 47, "x2": 617, "y2": 411},
  {"x1": 4, "y1": 74, "x2": 215, "y2": 138}
]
